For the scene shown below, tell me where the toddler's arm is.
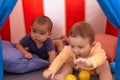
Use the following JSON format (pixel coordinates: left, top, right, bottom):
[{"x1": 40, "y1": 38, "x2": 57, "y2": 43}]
[
  {"x1": 15, "y1": 43, "x2": 33, "y2": 59},
  {"x1": 48, "y1": 39, "x2": 64, "y2": 63},
  {"x1": 43, "y1": 69, "x2": 55, "y2": 79},
  {"x1": 48, "y1": 50, "x2": 57, "y2": 63},
  {"x1": 74, "y1": 58, "x2": 93, "y2": 70}
]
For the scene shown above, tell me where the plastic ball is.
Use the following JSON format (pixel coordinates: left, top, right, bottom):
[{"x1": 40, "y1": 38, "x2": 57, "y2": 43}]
[
  {"x1": 65, "y1": 74, "x2": 77, "y2": 80},
  {"x1": 78, "y1": 70, "x2": 90, "y2": 80}
]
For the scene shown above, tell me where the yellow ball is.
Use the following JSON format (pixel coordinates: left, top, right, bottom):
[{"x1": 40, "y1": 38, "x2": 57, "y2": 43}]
[
  {"x1": 78, "y1": 70, "x2": 90, "y2": 80},
  {"x1": 65, "y1": 74, "x2": 77, "y2": 80}
]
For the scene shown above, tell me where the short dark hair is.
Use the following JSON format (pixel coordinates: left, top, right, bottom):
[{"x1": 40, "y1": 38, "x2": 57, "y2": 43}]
[
  {"x1": 31, "y1": 15, "x2": 53, "y2": 32},
  {"x1": 69, "y1": 21, "x2": 95, "y2": 44}
]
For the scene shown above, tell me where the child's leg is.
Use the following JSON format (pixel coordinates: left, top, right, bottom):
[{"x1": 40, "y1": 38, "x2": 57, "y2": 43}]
[
  {"x1": 53, "y1": 63, "x2": 73, "y2": 80},
  {"x1": 95, "y1": 60, "x2": 113, "y2": 80}
]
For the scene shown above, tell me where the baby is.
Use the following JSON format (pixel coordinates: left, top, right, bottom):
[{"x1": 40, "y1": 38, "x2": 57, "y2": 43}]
[
  {"x1": 43, "y1": 22, "x2": 113, "y2": 80},
  {"x1": 15, "y1": 15, "x2": 56, "y2": 63}
]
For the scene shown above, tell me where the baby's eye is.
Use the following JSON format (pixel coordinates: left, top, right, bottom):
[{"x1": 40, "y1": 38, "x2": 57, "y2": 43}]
[
  {"x1": 32, "y1": 30, "x2": 36, "y2": 33},
  {"x1": 40, "y1": 32, "x2": 45, "y2": 35},
  {"x1": 78, "y1": 46, "x2": 83, "y2": 49}
]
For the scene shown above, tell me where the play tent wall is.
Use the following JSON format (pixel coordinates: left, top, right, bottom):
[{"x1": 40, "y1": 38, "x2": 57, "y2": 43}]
[
  {"x1": 0, "y1": 0, "x2": 118, "y2": 43},
  {"x1": 0, "y1": 0, "x2": 119, "y2": 80}
]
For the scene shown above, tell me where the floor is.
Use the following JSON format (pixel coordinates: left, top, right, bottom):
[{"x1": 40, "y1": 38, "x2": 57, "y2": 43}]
[{"x1": 4, "y1": 69, "x2": 100, "y2": 80}]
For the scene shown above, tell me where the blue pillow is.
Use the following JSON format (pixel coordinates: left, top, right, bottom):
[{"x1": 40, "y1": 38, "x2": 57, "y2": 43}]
[{"x1": 2, "y1": 40, "x2": 49, "y2": 73}]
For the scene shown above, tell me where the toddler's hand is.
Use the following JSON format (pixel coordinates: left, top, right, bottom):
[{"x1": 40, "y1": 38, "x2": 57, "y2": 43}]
[
  {"x1": 73, "y1": 58, "x2": 93, "y2": 70},
  {"x1": 24, "y1": 47, "x2": 29, "y2": 51},
  {"x1": 43, "y1": 69, "x2": 55, "y2": 80},
  {"x1": 24, "y1": 52, "x2": 33, "y2": 59}
]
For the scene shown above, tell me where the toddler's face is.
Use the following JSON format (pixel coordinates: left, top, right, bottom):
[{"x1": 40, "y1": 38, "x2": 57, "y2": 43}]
[
  {"x1": 69, "y1": 36, "x2": 92, "y2": 58},
  {"x1": 30, "y1": 22, "x2": 50, "y2": 44}
]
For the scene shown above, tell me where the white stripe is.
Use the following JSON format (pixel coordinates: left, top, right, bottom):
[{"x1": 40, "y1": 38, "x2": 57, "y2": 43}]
[
  {"x1": 44, "y1": 0, "x2": 66, "y2": 39},
  {"x1": 85, "y1": 0, "x2": 106, "y2": 34},
  {"x1": 10, "y1": 0, "x2": 26, "y2": 43}
]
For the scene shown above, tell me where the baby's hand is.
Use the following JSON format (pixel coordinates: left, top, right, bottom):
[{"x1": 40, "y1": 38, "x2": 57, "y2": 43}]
[
  {"x1": 73, "y1": 58, "x2": 93, "y2": 70},
  {"x1": 43, "y1": 69, "x2": 55, "y2": 80},
  {"x1": 24, "y1": 52, "x2": 33, "y2": 59},
  {"x1": 24, "y1": 47, "x2": 29, "y2": 51}
]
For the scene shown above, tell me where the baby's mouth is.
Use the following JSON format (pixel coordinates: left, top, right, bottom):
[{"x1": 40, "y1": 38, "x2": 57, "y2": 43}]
[
  {"x1": 35, "y1": 39, "x2": 41, "y2": 44},
  {"x1": 35, "y1": 39, "x2": 40, "y2": 42},
  {"x1": 76, "y1": 54, "x2": 81, "y2": 59}
]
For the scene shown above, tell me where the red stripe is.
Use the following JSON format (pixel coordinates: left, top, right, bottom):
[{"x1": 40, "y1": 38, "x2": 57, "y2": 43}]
[
  {"x1": 22, "y1": 0, "x2": 44, "y2": 34},
  {"x1": 0, "y1": 18, "x2": 11, "y2": 41},
  {"x1": 65, "y1": 0, "x2": 85, "y2": 36},
  {"x1": 105, "y1": 20, "x2": 118, "y2": 37}
]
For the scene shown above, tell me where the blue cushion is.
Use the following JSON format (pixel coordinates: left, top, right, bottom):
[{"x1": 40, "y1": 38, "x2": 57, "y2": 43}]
[{"x1": 2, "y1": 40, "x2": 49, "y2": 73}]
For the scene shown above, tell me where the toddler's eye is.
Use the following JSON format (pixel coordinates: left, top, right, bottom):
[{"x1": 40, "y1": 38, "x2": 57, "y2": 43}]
[
  {"x1": 78, "y1": 46, "x2": 83, "y2": 49},
  {"x1": 32, "y1": 30, "x2": 36, "y2": 33},
  {"x1": 40, "y1": 32, "x2": 45, "y2": 35}
]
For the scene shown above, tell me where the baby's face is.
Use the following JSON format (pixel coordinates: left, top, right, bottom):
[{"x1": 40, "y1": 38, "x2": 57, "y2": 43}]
[
  {"x1": 30, "y1": 22, "x2": 50, "y2": 44},
  {"x1": 69, "y1": 36, "x2": 92, "y2": 58}
]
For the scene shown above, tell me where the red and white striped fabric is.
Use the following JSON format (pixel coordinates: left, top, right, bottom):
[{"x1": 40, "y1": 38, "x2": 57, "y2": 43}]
[{"x1": 0, "y1": 0, "x2": 118, "y2": 43}]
